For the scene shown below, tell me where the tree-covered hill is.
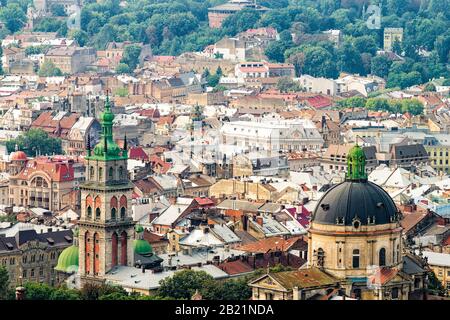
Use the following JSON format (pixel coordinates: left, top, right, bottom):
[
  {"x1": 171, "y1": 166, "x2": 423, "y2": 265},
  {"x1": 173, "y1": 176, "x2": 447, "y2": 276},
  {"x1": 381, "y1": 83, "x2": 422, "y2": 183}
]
[{"x1": 0, "y1": 0, "x2": 448, "y2": 86}]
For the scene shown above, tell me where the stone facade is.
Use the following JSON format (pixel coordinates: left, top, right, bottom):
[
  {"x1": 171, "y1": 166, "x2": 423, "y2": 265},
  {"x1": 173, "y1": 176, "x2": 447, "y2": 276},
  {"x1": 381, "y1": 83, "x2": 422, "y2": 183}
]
[{"x1": 0, "y1": 229, "x2": 73, "y2": 288}]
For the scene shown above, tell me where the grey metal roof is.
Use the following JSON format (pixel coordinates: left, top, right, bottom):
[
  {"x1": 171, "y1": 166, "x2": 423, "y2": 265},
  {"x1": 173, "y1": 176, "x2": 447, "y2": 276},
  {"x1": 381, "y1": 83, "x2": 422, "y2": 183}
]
[{"x1": 312, "y1": 181, "x2": 398, "y2": 226}]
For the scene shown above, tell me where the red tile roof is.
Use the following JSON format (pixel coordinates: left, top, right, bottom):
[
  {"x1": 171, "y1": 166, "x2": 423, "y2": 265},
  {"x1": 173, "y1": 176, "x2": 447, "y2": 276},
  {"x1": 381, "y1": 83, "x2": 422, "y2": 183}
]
[
  {"x1": 304, "y1": 95, "x2": 333, "y2": 109},
  {"x1": 128, "y1": 146, "x2": 149, "y2": 161},
  {"x1": 31, "y1": 112, "x2": 80, "y2": 138},
  {"x1": 369, "y1": 267, "x2": 398, "y2": 285},
  {"x1": 14, "y1": 157, "x2": 75, "y2": 182},
  {"x1": 218, "y1": 259, "x2": 254, "y2": 275},
  {"x1": 237, "y1": 236, "x2": 304, "y2": 254},
  {"x1": 194, "y1": 197, "x2": 215, "y2": 206},
  {"x1": 149, "y1": 155, "x2": 172, "y2": 174}
]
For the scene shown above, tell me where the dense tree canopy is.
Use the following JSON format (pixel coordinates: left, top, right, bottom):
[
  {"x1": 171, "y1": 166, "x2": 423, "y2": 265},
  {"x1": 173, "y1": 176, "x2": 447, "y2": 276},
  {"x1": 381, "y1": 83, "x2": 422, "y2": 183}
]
[
  {"x1": 6, "y1": 128, "x2": 63, "y2": 156},
  {"x1": 0, "y1": 0, "x2": 446, "y2": 88},
  {"x1": 38, "y1": 61, "x2": 63, "y2": 77}
]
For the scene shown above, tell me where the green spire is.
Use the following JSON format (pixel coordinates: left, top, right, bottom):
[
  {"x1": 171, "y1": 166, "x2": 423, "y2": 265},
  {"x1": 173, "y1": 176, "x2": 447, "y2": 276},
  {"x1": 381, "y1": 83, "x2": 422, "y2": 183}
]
[
  {"x1": 86, "y1": 92, "x2": 126, "y2": 161},
  {"x1": 346, "y1": 144, "x2": 367, "y2": 181}
]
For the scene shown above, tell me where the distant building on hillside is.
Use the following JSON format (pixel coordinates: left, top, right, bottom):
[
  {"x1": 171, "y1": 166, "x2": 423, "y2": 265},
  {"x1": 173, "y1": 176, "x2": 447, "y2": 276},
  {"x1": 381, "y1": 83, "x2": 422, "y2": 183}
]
[
  {"x1": 208, "y1": 0, "x2": 269, "y2": 28},
  {"x1": 384, "y1": 27, "x2": 403, "y2": 51}
]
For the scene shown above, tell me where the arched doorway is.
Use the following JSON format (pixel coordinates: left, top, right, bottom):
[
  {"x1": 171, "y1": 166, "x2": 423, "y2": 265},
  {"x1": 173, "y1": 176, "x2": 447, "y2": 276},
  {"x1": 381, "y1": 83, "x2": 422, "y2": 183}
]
[{"x1": 120, "y1": 231, "x2": 127, "y2": 265}]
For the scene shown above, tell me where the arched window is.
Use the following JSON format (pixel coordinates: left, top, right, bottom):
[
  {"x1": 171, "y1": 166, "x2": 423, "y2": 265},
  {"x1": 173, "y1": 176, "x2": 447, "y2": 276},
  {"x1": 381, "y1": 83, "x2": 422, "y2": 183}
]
[
  {"x1": 379, "y1": 248, "x2": 386, "y2": 266},
  {"x1": 85, "y1": 231, "x2": 90, "y2": 275},
  {"x1": 120, "y1": 207, "x2": 126, "y2": 220},
  {"x1": 87, "y1": 206, "x2": 92, "y2": 219},
  {"x1": 119, "y1": 166, "x2": 124, "y2": 179},
  {"x1": 111, "y1": 207, "x2": 116, "y2": 220},
  {"x1": 109, "y1": 167, "x2": 114, "y2": 179},
  {"x1": 352, "y1": 249, "x2": 360, "y2": 268},
  {"x1": 317, "y1": 248, "x2": 325, "y2": 267},
  {"x1": 98, "y1": 167, "x2": 103, "y2": 180},
  {"x1": 89, "y1": 166, "x2": 94, "y2": 180},
  {"x1": 111, "y1": 232, "x2": 118, "y2": 267},
  {"x1": 93, "y1": 233, "x2": 100, "y2": 275},
  {"x1": 95, "y1": 208, "x2": 101, "y2": 220}
]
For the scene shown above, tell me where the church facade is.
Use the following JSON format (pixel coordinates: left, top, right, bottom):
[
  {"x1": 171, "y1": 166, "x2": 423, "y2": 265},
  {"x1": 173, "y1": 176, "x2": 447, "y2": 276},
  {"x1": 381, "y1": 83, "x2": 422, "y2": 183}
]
[{"x1": 250, "y1": 145, "x2": 428, "y2": 300}]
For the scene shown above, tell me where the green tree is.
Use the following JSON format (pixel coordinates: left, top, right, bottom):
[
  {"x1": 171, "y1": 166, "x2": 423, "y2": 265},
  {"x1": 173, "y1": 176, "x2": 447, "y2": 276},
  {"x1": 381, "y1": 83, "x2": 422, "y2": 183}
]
[
  {"x1": 435, "y1": 33, "x2": 450, "y2": 64},
  {"x1": 277, "y1": 77, "x2": 301, "y2": 93},
  {"x1": 221, "y1": 9, "x2": 261, "y2": 35},
  {"x1": 288, "y1": 46, "x2": 338, "y2": 79},
  {"x1": 0, "y1": 3, "x2": 27, "y2": 33},
  {"x1": 354, "y1": 35, "x2": 378, "y2": 56},
  {"x1": 50, "y1": 3, "x2": 66, "y2": 17},
  {"x1": 401, "y1": 99, "x2": 424, "y2": 115},
  {"x1": 202, "y1": 278, "x2": 252, "y2": 300},
  {"x1": 337, "y1": 96, "x2": 367, "y2": 109},
  {"x1": 424, "y1": 83, "x2": 436, "y2": 92},
  {"x1": 25, "y1": 45, "x2": 49, "y2": 56},
  {"x1": 427, "y1": 270, "x2": 447, "y2": 296},
  {"x1": 115, "y1": 87, "x2": 128, "y2": 97},
  {"x1": 0, "y1": 266, "x2": 11, "y2": 300},
  {"x1": 80, "y1": 283, "x2": 128, "y2": 300},
  {"x1": 392, "y1": 38, "x2": 402, "y2": 55},
  {"x1": 371, "y1": 55, "x2": 393, "y2": 78},
  {"x1": 120, "y1": 44, "x2": 142, "y2": 71},
  {"x1": 24, "y1": 282, "x2": 53, "y2": 300},
  {"x1": 337, "y1": 41, "x2": 364, "y2": 74},
  {"x1": 69, "y1": 29, "x2": 89, "y2": 47},
  {"x1": 259, "y1": 10, "x2": 291, "y2": 31},
  {"x1": 158, "y1": 270, "x2": 213, "y2": 299},
  {"x1": 38, "y1": 61, "x2": 63, "y2": 77},
  {"x1": 265, "y1": 41, "x2": 286, "y2": 62},
  {"x1": 115, "y1": 63, "x2": 130, "y2": 74},
  {"x1": 365, "y1": 98, "x2": 392, "y2": 112},
  {"x1": 6, "y1": 128, "x2": 62, "y2": 156}
]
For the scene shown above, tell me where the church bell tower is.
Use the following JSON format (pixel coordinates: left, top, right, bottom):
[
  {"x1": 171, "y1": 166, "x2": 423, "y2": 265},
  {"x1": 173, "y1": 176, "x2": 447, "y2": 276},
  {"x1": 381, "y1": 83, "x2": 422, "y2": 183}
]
[{"x1": 78, "y1": 94, "x2": 134, "y2": 284}]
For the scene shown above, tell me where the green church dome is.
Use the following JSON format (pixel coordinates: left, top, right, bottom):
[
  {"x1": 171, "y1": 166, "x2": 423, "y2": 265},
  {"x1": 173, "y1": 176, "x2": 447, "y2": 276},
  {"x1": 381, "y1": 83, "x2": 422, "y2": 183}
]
[
  {"x1": 55, "y1": 245, "x2": 79, "y2": 273},
  {"x1": 133, "y1": 239, "x2": 152, "y2": 255}
]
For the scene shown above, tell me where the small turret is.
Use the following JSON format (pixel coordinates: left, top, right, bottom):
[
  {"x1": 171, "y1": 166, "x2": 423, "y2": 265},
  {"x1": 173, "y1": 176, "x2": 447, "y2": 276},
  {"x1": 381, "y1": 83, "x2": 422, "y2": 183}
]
[{"x1": 346, "y1": 144, "x2": 367, "y2": 181}]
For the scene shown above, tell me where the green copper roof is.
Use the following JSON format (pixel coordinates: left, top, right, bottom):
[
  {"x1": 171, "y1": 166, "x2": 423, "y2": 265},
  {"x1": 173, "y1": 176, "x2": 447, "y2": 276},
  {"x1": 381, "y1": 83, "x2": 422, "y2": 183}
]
[
  {"x1": 55, "y1": 245, "x2": 79, "y2": 273},
  {"x1": 346, "y1": 144, "x2": 367, "y2": 181},
  {"x1": 133, "y1": 239, "x2": 152, "y2": 255},
  {"x1": 135, "y1": 224, "x2": 144, "y2": 233},
  {"x1": 86, "y1": 94, "x2": 127, "y2": 161}
]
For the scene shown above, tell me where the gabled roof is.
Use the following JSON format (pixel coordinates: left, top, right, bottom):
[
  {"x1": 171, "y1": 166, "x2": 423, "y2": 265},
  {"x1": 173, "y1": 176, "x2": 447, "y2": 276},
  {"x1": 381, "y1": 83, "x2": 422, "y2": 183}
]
[{"x1": 128, "y1": 146, "x2": 149, "y2": 161}]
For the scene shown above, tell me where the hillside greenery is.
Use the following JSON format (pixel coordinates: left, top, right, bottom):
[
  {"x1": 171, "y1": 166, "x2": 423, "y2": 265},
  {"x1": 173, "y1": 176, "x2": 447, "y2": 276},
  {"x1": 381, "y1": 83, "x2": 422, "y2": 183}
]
[{"x1": 0, "y1": 0, "x2": 448, "y2": 85}]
